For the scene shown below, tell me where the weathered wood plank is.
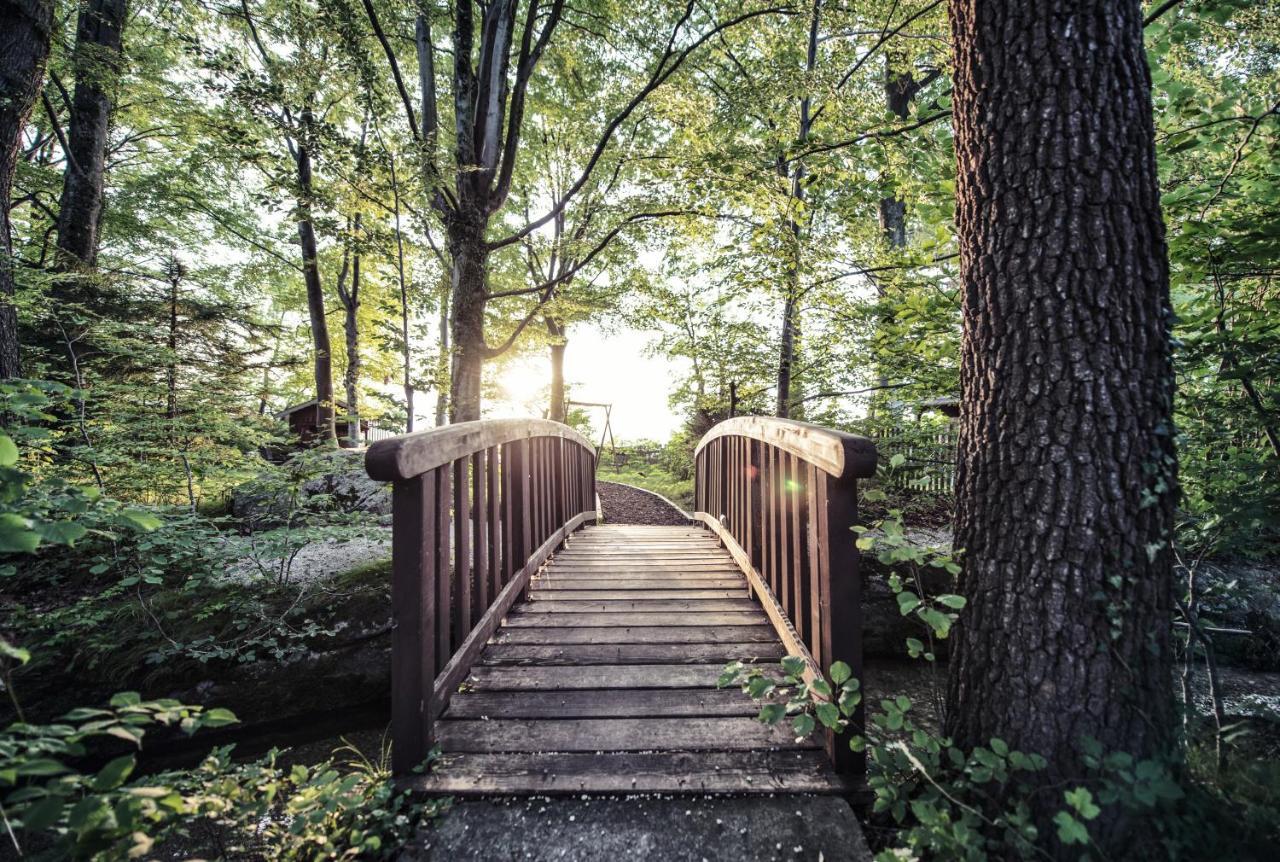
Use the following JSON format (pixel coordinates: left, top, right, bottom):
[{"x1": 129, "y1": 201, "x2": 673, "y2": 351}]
[
  {"x1": 466, "y1": 664, "x2": 730, "y2": 690},
  {"x1": 445, "y1": 687, "x2": 763, "y2": 718},
  {"x1": 503, "y1": 611, "x2": 768, "y2": 627},
  {"x1": 478, "y1": 642, "x2": 785, "y2": 666},
  {"x1": 491, "y1": 625, "x2": 777, "y2": 645},
  {"x1": 509, "y1": 598, "x2": 759, "y2": 613},
  {"x1": 529, "y1": 589, "x2": 749, "y2": 601},
  {"x1": 539, "y1": 567, "x2": 745, "y2": 577},
  {"x1": 403, "y1": 751, "x2": 862, "y2": 796},
  {"x1": 435, "y1": 717, "x2": 817, "y2": 752},
  {"x1": 530, "y1": 578, "x2": 747, "y2": 590}
]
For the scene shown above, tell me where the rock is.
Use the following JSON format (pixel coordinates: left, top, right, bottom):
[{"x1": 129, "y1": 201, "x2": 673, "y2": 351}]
[
  {"x1": 400, "y1": 796, "x2": 872, "y2": 862},
  {"x1": 231, "y1": 449, "x2": 391, "y2": 527}
]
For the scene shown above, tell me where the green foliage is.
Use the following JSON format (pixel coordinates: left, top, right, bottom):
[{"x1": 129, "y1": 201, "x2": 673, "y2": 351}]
[{"x1": 0, "y1": 691, "x2": 442, "y2": 861}]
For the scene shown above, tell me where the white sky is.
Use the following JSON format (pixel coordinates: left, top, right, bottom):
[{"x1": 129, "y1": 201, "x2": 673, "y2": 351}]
[{"x1": 485, "y1": 324, "x2": 687, "y2": 442}]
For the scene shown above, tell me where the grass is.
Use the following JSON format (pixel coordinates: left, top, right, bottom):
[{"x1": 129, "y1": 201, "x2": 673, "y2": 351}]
[{"x1": 596, "y1": 462, "x2": 695, "y2": 511}]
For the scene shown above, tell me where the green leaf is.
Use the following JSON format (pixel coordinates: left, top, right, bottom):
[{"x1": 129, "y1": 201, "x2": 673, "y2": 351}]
[
  {"x1": 815, "y1": 702, "x2": 841, "y2": 729},
  {"x1": 201, "y1": 707, "x2": 238, "y2": 728},
  {"x1": 0, "y1": 433, "x2": 17, "y2": 466},
  {"x1": 1053, "y1": 811, "x2": 1090, "y2": 845},
  {"x1": 121, "y1": 509, "x2": 163, "y2": 532},
  {"x1": 780, "y1": 656, "x2": 806, "y2": 677},
  {"x1": 889, "y1": 453, "x2": 906, "y2": 468},
  {"x1": 936, "y1": 594, "x2": 967, "y2": 609},
  {"x1": 758, "y1": 703, "x2": 786, "y2": 724},
  {"x1": 829, "y1": 661, "x2": 851, "y2": 685},
  {"x1": 793, "y1": 713, "x2": 815, "y2": 738},
  {"x1": 0, "y1": 636, "x2": 31, "y2": 665},
  {"x1": 1064, "y1": 787, "x2": 1101, "y2": 820},
  {"x1": 92, "y1": 755, "x2": 136, "y2": 791}
]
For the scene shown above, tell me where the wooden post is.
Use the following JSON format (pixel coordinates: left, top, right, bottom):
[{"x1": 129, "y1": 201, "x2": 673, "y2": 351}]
[
  {"x1": 817, "y1": 471, "x2": 864, "y2": 775},
  {"x1": 390, "y1": 474, "x2": 435, "y2": 775}
]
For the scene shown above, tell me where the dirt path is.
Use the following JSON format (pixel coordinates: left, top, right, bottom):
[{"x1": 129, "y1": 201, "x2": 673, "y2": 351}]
[{"x1": 597, "y1": 480, "x2": 688, "y2": 525}]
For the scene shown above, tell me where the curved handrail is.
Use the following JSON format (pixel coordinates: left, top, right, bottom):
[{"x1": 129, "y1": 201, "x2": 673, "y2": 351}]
[
  {"x1": 366, "y1": 417, "x2": 595, "y2": 481},
  {"x1": 367, "y1": 417, "x2": 597, "y2": 775},
  {"x1": 693, "y1": 416, "x2": 877, "y2": 481}
]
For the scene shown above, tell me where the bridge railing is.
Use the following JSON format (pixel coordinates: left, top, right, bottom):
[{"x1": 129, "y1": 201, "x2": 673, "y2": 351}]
[
  {"x1": 366, "y1": 419, "x2": 597, "y2": 774},
  {"x1": 693, "y1": 416, "x2": 876, "y2": 775}
]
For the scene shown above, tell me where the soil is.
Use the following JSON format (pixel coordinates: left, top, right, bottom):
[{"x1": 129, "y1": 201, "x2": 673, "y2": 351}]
[{"x1": 597, "y1": 480, "x2": 689, "y2": 526}]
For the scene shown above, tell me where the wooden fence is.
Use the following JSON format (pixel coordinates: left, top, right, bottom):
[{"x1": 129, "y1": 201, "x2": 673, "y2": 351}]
[
  {"x1": 365, "y1": 419, "x2": 597, "y2": 774},
  {"x1": 866, "y1": 423, "x2": 958, "y2": 495}
]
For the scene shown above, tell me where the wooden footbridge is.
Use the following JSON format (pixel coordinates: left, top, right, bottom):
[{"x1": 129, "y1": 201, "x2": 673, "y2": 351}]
[{"x1": 366, "y1": 416, "x2": 876, "y2": 795}]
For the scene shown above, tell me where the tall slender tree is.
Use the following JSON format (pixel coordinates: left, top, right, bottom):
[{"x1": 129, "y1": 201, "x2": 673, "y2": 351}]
[
  {"x1": 944, "y1": 0, "x2": 1178, "y2": 848},
  {"x1": 55, "y1": 0, "x2": 128, "y2": 274},
  {"x1": 0, "y1": 0, "x2": 54, "y2": 378}
]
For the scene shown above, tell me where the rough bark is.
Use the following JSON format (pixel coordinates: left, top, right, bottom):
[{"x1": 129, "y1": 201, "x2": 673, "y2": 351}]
[
  {"x1": 55, "y1": 0, "x2": 127, "y2": 273},
  {"x1": 944, "y1": 0, "x2": 1177, "y2": 850},
  {"x1": 547, "y1": 316, "x2": 565, "y2": 422},
  {"x1": 0, "y1": 0, "x2": 54, "y2": 378},
  {"x1": 448, "y1": 217, "x2": 488, "y2": 422},
  {"x1": 295, "y1": 110, "x2": 336, "y2": 446}
]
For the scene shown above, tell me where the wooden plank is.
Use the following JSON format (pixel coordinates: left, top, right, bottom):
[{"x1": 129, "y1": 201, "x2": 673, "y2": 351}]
[
  {"x1": 530, "y1": 577, "x2": 747, "y2": 590},
  {"x1": 503, "y1": 610, "x2": 768, "y2": 627},
  {"x1": 510, "y1": 598, "x2": 760, "y2": 613},
  {"x1": 689, "y1": 416, "x2": 877, "y2": 483},
  {"x1": 478, "y1": 642, "x2": 785, "y2": 667},
  {"x1": 453, "y1": 458, "x2": 471, "y2": 645},
  {"x1": 389, "y1": 474, "x2": 434, "y2": 774},
  {"x1": 433, "y1": 465, "x2": 451, "y2": 673},
  {"x1": 473, "y1": 450, "x2": 489, "y2": 616},
  {"x1": 403, "y1": 750, "x2": 862, "y2": 796},
  {"x1": 436, "y1": 717, "x2": 817, "y2": 752},
  {"x1": 467, "y1": 664, "x2": 730, "y2": 690},
  {"x1": 445, "y1": 687, "x2": 763, "y2": 718},
  {"x1": 530, "y1": 589, "x2": 749, "y2": 601},
  {"x1": 540, "y1": 566, "x2": 745, "y2": 577},
  {"x1": 487, "y1": 446, "x2": 501, "y2": 596},
  {"x1": 366, "y1": 418, "x2": 595, "y2": 482},
  {"x1": 491, "y1": 625, "x2": 777, "y2": 645}
]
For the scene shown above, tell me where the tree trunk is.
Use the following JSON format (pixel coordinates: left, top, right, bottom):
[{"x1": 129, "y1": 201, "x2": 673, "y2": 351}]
[
  {"x1": 434, "y1": 275, "x2": 449, "y2": 426},
  {"x1": 448, "y1": 217, "x2": 488, "y2": 423},
  {"x1": 547, "y1": 317, "x2": 566, "y2": 422},
  {"x1": 774, "y1": 0, "x2": 820, "y2": 420},
  {"x1": 295, "y1": 112, "x2": 337, "y2": 446},
  {"x1": 0, "y1": 0, "x2": 54, "y2": 379},
  {"x1": 878, "y1": 53, "x2": 912, "y2": 247},
  {"x1": 55, "y1": 0, "x2": 127, "y2": 273},
  {"x1": 945, "y1": 0, "x2": 1177, "y2": 851},
  {"x1": 343, "y1": 229, "x2": 361, "y2": 448}
]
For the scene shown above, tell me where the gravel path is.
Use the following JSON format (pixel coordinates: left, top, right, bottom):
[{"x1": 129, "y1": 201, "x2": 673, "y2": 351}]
[{"x1": 597, "y1": 481, "x2": 689, "y2": 526}]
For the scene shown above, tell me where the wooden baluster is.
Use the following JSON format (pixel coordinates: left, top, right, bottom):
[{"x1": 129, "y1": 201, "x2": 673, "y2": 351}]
[
  {"x1": 748, "y1": 439, "x2": 759, "y2": 574},
  {"x1": 390, "y1": 473, "x2": 435, "y2": 775},
  {"x1": 473, "y1": 451, "x2": 489, "y2": 619},
  {"x1": 433, "y1": 464, "x2": 451, "y2": 674},
  {"x1": 521, "y1": 439, "x2": 533, "y2": 571},
  {"x1": 815, "y1": 471, "x2": 864, "y2": 775},
  {"x1": 453, "y1": 458, "x2": 471, "y2": 649},
  {"x1": 487, "y1": 446, "x2": 500, "y2": 598},
  {"x1": 790, "y1": 452, "x2": 804, "y2": 641},
  {"x1": 805, "y1": 462, "x2": 822, "y2": 665}
]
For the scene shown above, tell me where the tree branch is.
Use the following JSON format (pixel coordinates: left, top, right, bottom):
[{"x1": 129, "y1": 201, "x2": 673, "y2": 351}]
[{"x1": 489, "y1": 3, "x2": 794, "y2": 250}]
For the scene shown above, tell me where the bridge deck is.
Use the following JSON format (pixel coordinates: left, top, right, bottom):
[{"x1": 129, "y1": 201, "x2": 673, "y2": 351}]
[{"x1": 412, "y1": 525, "x2": 852, "y2": 795}]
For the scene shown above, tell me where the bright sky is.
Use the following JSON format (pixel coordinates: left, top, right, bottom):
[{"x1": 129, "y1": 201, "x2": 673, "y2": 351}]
[{"x1": 486, "y1": 324, "x2": 688, "y2": 443}]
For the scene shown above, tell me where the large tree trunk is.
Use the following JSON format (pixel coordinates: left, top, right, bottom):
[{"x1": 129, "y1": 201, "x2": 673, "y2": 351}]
[
  {"x1": 295, "y1": 112, "x2": 337, "y2": 446},
  {"x1": 55, "y1": 0, "x2": 126, "y2": 272},
  {"x1": 448, "y1": 217, "x2": 488, "y2": 423},
  {"x1": 547, "y1": 317, "x2": 566, "y2": 422},
  {"x1": 0, "y1": 0, "x2": 54, "y2": 379},
  {"x1": 944, "y1": 0, "x2": 1177, "y2": 850}
]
